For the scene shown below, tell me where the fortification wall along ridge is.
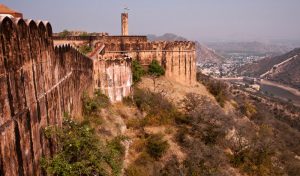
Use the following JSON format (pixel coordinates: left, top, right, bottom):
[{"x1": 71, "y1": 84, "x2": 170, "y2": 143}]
[{"x1": 0, "y1": 17, "x2": 93, "y2": 176}]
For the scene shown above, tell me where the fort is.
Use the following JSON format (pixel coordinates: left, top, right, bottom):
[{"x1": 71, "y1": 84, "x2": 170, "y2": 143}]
[
  {"x1": 53, "y1": 13, "x2": 196, "y2": 101},
  {"x1": 0, "y1": 10, "x2": 196, "y2": 176}
]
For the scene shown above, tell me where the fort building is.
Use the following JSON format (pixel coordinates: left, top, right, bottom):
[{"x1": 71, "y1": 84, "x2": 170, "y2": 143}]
[{"x1": 53, "y1": 12, "x2": 196, "y2": 101}]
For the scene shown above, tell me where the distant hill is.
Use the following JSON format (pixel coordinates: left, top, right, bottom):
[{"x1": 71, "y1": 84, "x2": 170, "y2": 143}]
[
  {"x1": 205, "y1": 41, "x2": 291, "y2": 57},
  {"x1": 196, "y1": 42, "x2": 225, "y2": 65},
  {"x1": 239, "y1": 48, "x2": 300, "y2": 89},
  {"x1": 147, "y1": 33, "x2": 187, "y2": 41},
  {"x1": 147, "y1": 33, "x2": 225, "y2": 64}
]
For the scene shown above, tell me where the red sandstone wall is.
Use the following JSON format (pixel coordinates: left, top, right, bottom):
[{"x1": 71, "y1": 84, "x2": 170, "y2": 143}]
[
  {"x1": 54, "y1": 35, "x2": 197, "y2": 85},
  {"x1": 0, "y1": 17, "x2": 93, "y2": 176},
  {"x1": 103, "y1": 41, "x2": 197, "y2": 85}
]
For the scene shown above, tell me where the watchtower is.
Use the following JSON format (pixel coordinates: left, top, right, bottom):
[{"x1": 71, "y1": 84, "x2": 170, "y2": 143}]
[{"x1": 121, "y1": 12, "x2": 128, "y2": 36}]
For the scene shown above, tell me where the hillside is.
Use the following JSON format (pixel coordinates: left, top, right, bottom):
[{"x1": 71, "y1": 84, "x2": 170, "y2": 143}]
[
  {"x1": 239, "y1": 48, "x2": 300, "y2": 89},
  {"x1": 148, "y1": 33, "x2": 225, "y2": 64},
  {"x1": 128, "y1": 75, "x2": 300, "y2": 175},
  {"x1": 196, "y1": 42, "x2": 225, "y2": 65},
  {"x1": 41, "y1": 69, "x2": 300, "y2": 175}
]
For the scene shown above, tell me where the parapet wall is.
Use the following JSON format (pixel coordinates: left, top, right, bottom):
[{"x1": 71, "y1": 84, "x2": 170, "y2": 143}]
[{"x1": 0, "y1": 17, "x2": 93, "y2": 176}]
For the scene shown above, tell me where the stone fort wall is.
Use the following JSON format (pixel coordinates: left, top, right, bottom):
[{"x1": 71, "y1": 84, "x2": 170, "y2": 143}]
[
  {"x1": 93, "y1": 56, "x2": 132, "y2": 102},
  {"x1": 0, "y1": 17, "x2": 93, "y2": 176},
  {"x1": 101, "y1": 41, "x2": 196, "y2": 84},
  {"x1": 54, "y1": 36, "x2": 197, "y2": 85}
]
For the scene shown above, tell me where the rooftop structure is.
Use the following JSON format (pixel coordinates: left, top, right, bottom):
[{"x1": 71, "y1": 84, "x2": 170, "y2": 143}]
[{"x1": 0, "y1": 4, "x2": 23, "y2": 18}]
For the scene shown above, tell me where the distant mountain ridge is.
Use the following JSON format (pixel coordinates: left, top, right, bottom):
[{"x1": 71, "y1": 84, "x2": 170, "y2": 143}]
[
  {"x1": 205, "y1": 41, "x2": 291, "y2": 57},
  {"x1": 239, "y1": 48, "x2": 300, "y2": 90},
  {"x1": 147, "y1": 33, "x2": 187, "y2": 41},
  {"x1": 147, "y1": 33, "x2": 225, "y2": 64}
]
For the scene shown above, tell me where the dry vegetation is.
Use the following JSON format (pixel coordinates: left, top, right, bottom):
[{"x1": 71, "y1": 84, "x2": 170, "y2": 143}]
[
  {"x1": 42, "y1": 69, "x2": 300, "y2": 176},
  {"x1": 122, "y1": 73, "x2": 300, "y2": 176}
]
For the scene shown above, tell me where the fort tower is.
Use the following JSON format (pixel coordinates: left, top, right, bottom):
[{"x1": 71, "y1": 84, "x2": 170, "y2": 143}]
[{"x1": 121, "y1": 13, "x2": 128, "y2": 35}]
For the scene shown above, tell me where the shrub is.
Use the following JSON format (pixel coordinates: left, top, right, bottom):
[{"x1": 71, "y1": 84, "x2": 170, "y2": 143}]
[
  {"x1": 132, "y1": 60, "x2": 145, "y2": 83},
  {"x1": 146, "y1": 134, "x2": 169, "y2": 160},
  {"x1": 196, "y1": 73, "x2": 228, "y2": 107},
  {"x1": 182, "y1": 93, "x2": 204, "y2": 112},
  {"x1": 182, "y1": 143, "x2": 223, "y2": 176},
  {"x1": 82, "y1": 90, "x2": 110, "y2": 117},
  {"x1": 122, "y1": 96, "x2": 134, "y2": 106},
  {"x1": 229, "y1": 125, "x2": 279, "y2": 176},
  {"x1": 132, "y1": 88, "x2": 179, "y2": 126},
  {"x1": 148, "y1": 59, "x2": 165, "y2": 77},
  {"x1": 41, "y1": 118, "x2": 123, "y2": 176},
  {"x1": 207, "y1": 81, "x2": 228, "y2": 107},
  {"x1": 239, "y1": 101, "x2": 257, "y2": 117},
  {"x1": 201, "y1": 125, "x2": 224, "y2": 145},
  {"x1": 79, "y1": 45, "x2": 92, "y2": 55}
]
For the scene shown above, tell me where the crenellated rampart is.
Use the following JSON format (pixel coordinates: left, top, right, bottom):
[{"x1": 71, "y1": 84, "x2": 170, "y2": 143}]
[{"x1": 0, "y1": 17, "x2": 93, "y2": 176}]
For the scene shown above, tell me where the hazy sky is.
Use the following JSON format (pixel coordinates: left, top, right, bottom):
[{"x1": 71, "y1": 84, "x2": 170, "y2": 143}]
[{"x1": 3, "y1": 0, "x2": 300, "y2": 42}]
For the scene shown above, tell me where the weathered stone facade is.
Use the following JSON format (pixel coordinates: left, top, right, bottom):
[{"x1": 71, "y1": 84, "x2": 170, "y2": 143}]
[
  {"x1": 0, "y1": 17, "x2": 93, "y2": 176},
  {"x1": 101, "y1": 40, "x2": 196, "y2": 85},
  {"x1": 93, "y1": 55, "x2": 132, "y2": 102}
]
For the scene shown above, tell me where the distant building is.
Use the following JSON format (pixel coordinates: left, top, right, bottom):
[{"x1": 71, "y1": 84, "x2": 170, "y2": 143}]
[{"x1": 0, "y1": 4, "x2": 23, "y2": 18}]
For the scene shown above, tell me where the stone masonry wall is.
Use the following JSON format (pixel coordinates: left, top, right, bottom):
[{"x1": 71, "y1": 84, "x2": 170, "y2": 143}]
[
  {"x1": 102, "y1": 41, "x2": 197, "y2": 85},
  {"x1": 93, "y1": 56, "x2": 132, "y2": 102},
  {"x1": 0, "y1": 17, "x2": 93, "y2": 176}
]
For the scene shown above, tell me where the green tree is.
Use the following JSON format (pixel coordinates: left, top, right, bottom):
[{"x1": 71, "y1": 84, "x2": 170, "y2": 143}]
[
  {"x1": 41, "y1": 118, "x2": 124, "y2": 176},
  {"x1": 148, "y1": 59, "x2": 165, "y2": 77},
  {"x1": 132, "y1": 60, "x2": 145, "y2": 83},
  {"x1": 146, "y1": 133, "x2": 169, "y2": 160},
  {"x1": 79, "y1": 45, "x2": 92, "y2": 55}
]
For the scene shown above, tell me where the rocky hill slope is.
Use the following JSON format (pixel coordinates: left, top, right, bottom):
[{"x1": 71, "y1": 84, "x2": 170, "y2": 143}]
[{"x1": 196, "y1": 42, "x2": 225, "y2": 65}]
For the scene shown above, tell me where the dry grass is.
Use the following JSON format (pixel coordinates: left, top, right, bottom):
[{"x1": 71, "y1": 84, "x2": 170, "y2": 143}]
[{"x1": 137, "y1": 76, "x2": 215, "y2": 109}]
